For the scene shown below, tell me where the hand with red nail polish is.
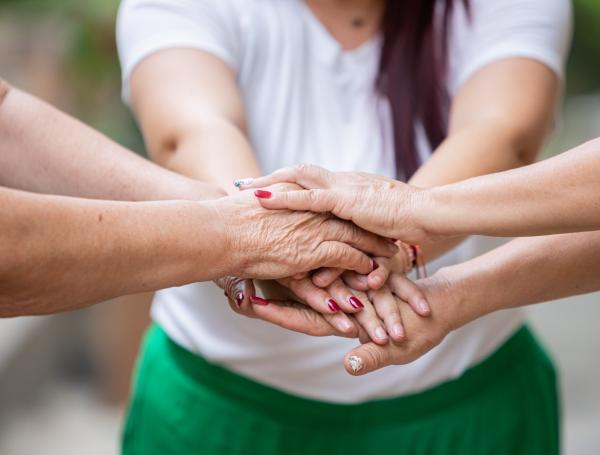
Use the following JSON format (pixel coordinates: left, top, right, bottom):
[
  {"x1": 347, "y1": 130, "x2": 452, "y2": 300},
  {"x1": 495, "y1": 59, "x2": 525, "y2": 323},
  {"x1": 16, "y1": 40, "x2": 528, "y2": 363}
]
[
  {"x1": 237, "y1": 164, "x2": 431, "y2": 243},
  {"x1": 212, "y1": 183, "x2": 399, "y2": 280}
]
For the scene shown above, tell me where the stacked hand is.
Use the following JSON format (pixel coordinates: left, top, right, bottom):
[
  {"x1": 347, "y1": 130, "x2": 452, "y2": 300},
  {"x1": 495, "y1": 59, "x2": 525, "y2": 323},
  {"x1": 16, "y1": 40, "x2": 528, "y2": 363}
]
[{"x1": 210, "y1": 177, "x2": 456, "y2": 375}]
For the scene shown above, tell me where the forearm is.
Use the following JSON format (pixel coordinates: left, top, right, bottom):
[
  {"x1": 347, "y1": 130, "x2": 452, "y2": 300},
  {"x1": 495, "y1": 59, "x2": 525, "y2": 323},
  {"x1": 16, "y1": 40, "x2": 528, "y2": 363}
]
[
  {"x1": 409, "y1": 121, "x2": 533, "y2": 260},
  {"x1": 423, "y1": 139, "x2": 600, "y2": 238},
  {"x1": 156, "y1": 119, "x2": 262, "y2": 195},
  {"x1": 0, "y1": 187, "x2": 233, "y2": 317},
  {"x1": 438, "y1": 231, "x2": 600, "y2": 330},
  {"x1": 129, "y1": 49, "x2": 262, "y2": 195},
  {"x1": 0, "y1": 80, "x2": 223, "y2": 202}
]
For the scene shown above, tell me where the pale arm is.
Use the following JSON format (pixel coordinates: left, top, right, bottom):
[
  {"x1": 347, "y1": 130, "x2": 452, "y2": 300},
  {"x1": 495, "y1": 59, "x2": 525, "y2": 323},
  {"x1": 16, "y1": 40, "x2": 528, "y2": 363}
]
[
  {"x1": 343, "y1": 230, "x2": 600, "y2": 375},
  {"x1": 0, "y1": 79, "x2": 223, "y2": 201},
  {"x1": 421, "y1": 139, "x2": 600, "y2": 237}
]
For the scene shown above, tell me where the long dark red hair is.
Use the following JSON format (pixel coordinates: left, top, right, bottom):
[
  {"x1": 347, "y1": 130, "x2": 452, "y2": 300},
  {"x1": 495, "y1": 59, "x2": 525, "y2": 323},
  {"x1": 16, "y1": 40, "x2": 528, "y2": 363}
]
[{"x1": 377, "y1": 0, "x2": 470, "y2": 180}]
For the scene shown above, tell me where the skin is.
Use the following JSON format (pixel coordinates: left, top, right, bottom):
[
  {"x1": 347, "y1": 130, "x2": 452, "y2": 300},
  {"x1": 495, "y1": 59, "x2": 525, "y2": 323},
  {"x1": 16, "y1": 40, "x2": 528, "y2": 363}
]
[
  {"x1": 0, "y1": 80, "x2": 394, "y2": 317},
  {"x1": 343, "y1": 231, "x2": 600, "y2": 375},
  {"x1": 248, "y1": 231, "x2": 600, "y2": 375},
  {"x1": 129, "y1": 0, "x2": 557, "y2": 340},
  {"x1": 241, "y1": 136, "x2": 600, "y2": 240}
]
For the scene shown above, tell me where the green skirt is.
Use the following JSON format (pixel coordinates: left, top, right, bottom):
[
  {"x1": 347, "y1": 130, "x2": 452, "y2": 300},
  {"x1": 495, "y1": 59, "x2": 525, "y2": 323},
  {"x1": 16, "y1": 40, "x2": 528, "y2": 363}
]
[{"x1": 122, "y1": 325, "x2": 560, "y2": 455}]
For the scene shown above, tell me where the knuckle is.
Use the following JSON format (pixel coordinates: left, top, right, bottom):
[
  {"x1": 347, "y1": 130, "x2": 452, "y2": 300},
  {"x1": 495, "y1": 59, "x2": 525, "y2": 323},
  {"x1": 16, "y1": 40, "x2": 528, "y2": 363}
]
[
  {"x1": 307, "y1": 188, "x2": 320, "y2": 205},
  {"x1": 363, "y1": 344, "x2": 385, "y2": 367},
  {"x1": 294, "y1": 163, "x2": 312, "y2": 176}
]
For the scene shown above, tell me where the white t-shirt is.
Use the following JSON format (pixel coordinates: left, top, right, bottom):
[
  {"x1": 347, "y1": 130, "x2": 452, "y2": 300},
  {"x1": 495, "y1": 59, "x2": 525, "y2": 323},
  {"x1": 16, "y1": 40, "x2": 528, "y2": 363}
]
[{"x1": 117, "y1": 0, "x2": 571, "y2": 403}]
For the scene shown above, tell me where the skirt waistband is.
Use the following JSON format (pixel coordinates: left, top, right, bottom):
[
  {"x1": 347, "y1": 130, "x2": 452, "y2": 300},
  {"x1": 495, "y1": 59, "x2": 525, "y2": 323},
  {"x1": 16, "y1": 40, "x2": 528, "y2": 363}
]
[{"x1": 154, "y1": 324, "x2": 548, "y2": 427}]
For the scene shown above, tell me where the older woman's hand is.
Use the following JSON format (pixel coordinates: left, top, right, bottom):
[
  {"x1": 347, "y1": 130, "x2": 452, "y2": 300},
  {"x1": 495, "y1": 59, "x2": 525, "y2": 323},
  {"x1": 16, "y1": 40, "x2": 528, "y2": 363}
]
[
  {"x1": 235, "y1": 165, "x2": 433, "y2": 243},
  {"x1": 213, "y1": 183, "x2": 399, "y2": 280}
]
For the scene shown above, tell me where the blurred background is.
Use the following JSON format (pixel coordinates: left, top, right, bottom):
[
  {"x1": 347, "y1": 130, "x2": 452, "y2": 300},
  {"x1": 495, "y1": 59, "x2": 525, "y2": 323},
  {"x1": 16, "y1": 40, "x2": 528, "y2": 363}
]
[{"x1": 0, "y1": 0, "x2": 599, "y2": 453}]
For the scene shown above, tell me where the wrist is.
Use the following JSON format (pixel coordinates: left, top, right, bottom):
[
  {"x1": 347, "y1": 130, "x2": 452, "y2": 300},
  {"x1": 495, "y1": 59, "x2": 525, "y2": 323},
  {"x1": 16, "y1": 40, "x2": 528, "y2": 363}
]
[
  {"x1": 419, "y1": 186, "x2": 453, "y2": 238},
  {"x1": 194, "y1": 199, "x2": 240, "y2": 277},
  {"x1": 430, "y1": 261, "x2": 502, "y2": 333}
]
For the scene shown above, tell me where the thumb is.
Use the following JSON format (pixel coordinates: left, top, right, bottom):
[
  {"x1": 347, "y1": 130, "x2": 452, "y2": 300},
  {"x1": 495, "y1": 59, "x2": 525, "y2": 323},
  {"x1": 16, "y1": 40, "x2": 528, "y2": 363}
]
[
  {"x1": 343, "y1": 342, "x2": 396, "y2": 376},
  {"x1": 215, "y1": 276, "x2": 255, "y2": 310}
]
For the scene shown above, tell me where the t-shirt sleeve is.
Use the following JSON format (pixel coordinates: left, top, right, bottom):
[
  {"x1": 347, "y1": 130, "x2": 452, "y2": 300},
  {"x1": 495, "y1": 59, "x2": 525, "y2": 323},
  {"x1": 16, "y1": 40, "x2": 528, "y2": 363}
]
[
  {"x1": 449, "y1": 0, "x2": 572, "y2": 93},
  {"x1": 116, "y1": 0, "x2": 241, "y2": 103}
]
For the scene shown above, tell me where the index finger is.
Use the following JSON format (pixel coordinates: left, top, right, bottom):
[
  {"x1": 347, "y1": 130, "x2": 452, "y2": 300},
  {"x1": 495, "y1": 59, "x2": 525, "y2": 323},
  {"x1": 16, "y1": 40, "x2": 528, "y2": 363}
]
[{"x1": 235, "y1": 164, "x2": 332, "y2": 190}]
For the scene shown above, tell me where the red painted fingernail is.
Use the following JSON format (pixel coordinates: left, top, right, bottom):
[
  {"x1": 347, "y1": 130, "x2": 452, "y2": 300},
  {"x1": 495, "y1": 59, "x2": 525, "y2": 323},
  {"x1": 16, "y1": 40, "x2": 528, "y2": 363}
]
[
  {"x1": 235, "y1": 292, "x2": 244, "y2": 307},
  {"x1": 328, "y1": 299, "x2": 341, "y2": 312},
  {"x1": 372, "y1": 260, "x2": 379, "y2": 271},
  {"x1": 254, "y1": 190, "x2": 272, "y2": 199},
  {"x1": 349, "y1": 296, "x2": 364, "y2": 309},
  {"x1": 250, "y1": 296, "x2": 269, "y2": 306}
]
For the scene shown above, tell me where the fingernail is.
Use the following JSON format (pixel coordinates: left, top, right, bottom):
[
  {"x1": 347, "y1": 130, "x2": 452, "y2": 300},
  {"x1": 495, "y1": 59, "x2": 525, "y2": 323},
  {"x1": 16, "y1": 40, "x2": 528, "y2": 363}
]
[
  {"x1": 234, "y1": 177, "x2": 254, "y2": 188},
  {"x1": 235, "y1": 292, "x2": 244, "y2": 307},
  {"x1": 328, "y1": 299, "x2": 341, "y2": 312},
  {"x1": 392, "y1": 323, "x2": 405, "y2": 339},
  {"x1": 339, "y1": 319, "x2": 354, "y2": 332},
  {"x1": 349, "y1": 296, "x2": 364, "y2": 309},
  {"x1": 250, "y1": 296, "x2": 269, "y2": 306},
  {"x1": 417, "y1": 299, "x2": 431, "y2": 314},
  {"x1": 254, "y1": 190, "x2": 272, "y2": 199},
  {"x1": 372, "y1": 260, "x2": 379, "y2": 271},
  {"x1": 375, "y1": 326, "x2": 388, "y2": 340},
  {"x1": 348, "y1": 355, "x2": 364, "y2": 374}
]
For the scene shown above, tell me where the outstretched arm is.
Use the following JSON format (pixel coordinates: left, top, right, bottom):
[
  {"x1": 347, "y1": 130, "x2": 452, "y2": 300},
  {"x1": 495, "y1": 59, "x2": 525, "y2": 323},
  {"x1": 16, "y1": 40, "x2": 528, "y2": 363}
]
[
  {"x1": 0, "y1": 186, "x2": 390, "y2": 318},
  {"x1": 422, "y1": 139, "x2": 600, "y2": 237},
  {"x1": 343, "y1": 230, "x2": 600, "y2": 375},
  {"x1": 0, "y1": 79, "x2": 223, "y2": 201},
  {"x1": 0, "y1": 188, "x2": 229, "y2": 317}
]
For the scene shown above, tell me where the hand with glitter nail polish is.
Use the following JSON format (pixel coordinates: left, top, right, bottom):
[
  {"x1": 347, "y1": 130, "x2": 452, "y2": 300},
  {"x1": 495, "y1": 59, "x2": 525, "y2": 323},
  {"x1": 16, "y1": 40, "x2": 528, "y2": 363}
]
[{"x1": 342, "y1": 273, "x2": 458, "y2": 376}]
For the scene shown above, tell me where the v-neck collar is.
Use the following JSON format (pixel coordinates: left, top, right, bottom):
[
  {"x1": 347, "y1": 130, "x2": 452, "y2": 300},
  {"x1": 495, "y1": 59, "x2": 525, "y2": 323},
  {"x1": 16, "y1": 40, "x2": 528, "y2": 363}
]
[{"x1": 297, "y1": 0, "x2": 381, "y2": 61}]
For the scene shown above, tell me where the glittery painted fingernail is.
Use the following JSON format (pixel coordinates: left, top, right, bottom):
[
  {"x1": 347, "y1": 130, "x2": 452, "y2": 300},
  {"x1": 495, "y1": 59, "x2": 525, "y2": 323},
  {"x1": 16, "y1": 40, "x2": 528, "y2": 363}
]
[
  {"x1": 348, "y1": 356, "x2": 364, "y2": 374},
  {"x1": 234, "y1": 177, "x2": 254, "y2": 188},
  {"x1": 235, "y1": 292, "x2": 244, "y2": 307},
  {"x1": 349, "y1": 296, "x2": 364, "y2": 309},
  {"x1": 254, "y1": 190, "x2": 272, "y2": 199},
  {"x1": 250, "y1": 296, "x2": 269, "y2": 306},
  {"x1": 328, "y1": 299, "x2": 341, "y2": 312}
]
